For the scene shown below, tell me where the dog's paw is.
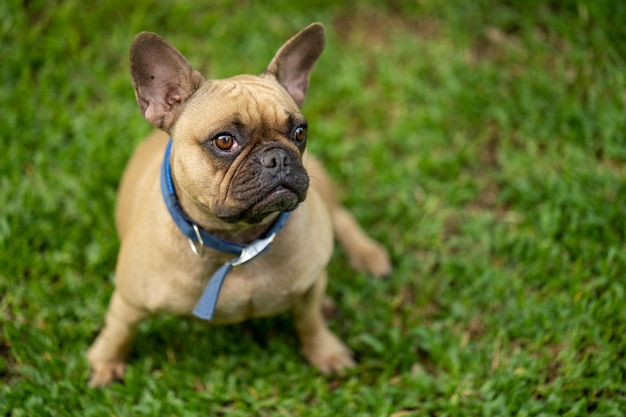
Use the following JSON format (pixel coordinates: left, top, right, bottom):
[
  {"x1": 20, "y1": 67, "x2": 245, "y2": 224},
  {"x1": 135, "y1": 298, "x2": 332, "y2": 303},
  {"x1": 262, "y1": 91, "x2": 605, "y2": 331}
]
[
  {"x1": 301, "y1": 329, "x2": 355, "y2": 375},
  {"x1": 87, "y1": 362, "x2": 126, "y2": 388},
  {"x1": 348, "y1": 238, "x2": 392, "y2": 278}
]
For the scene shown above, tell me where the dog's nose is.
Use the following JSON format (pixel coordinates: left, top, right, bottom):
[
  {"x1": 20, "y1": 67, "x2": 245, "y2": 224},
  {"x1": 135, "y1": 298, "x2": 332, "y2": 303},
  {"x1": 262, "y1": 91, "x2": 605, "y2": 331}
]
[{"x1": 260, "y1": 148, "x2": 290, "y2": 170}]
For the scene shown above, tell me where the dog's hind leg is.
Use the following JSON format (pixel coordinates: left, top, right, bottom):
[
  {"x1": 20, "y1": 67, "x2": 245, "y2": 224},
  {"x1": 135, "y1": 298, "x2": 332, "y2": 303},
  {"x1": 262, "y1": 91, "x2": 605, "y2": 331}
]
[{"x1": 306, "y1": 156, "x2": 392, "y2": 278}]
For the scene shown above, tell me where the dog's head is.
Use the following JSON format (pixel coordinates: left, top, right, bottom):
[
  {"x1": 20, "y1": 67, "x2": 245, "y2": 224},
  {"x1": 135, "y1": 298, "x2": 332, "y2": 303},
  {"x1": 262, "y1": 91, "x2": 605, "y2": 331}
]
[{"x1": 129, "y1": 23, "x2": 325, "y2": 224}]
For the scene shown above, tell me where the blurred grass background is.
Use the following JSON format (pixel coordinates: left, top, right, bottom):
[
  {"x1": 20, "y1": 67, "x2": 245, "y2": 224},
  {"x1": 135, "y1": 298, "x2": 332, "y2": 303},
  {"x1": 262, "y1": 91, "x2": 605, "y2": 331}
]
[{"x1": 1, "y1": 0, "x2": 625, "y2": 415}]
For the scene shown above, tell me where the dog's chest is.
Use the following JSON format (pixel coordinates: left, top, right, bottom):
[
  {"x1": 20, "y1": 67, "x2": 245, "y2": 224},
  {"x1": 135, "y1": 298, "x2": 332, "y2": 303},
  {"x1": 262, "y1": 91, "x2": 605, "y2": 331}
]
[
  {"x1": 135, "y1": 191, "x2": 334, "y2": 321},
  {"x1": 210, "y1": 260, "x2": 317, "y2": 323}
]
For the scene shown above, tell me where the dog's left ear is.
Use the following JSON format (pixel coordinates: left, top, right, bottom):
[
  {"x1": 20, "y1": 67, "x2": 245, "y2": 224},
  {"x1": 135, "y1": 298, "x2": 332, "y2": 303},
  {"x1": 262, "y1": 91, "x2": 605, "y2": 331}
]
[
  {"x1": 266, "y1": 23, "x2": 325, "y2": 107},
  {"x1": 130, "y1": 32, "x2": 205, "y2": 131}
]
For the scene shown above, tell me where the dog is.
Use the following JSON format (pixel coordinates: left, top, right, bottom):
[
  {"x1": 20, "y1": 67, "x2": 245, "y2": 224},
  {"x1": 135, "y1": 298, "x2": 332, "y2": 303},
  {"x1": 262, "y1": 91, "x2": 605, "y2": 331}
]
[{"x1": 87, "y1": 22, "x2": 391, "y2": 387}]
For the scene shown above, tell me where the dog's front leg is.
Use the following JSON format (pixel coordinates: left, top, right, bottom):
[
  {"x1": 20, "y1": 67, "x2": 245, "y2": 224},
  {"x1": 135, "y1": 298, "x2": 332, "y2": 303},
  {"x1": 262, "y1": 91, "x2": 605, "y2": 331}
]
[
  {"x1": 293, "y1": 272, "x2": 355, "y2": 374},
  {"x1": 87, "y1": 291, "x2": 148, "y2": 387}
]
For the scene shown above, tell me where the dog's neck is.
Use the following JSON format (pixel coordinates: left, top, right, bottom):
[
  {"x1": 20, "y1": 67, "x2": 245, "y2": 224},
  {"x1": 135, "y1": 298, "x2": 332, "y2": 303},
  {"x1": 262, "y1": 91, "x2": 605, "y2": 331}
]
[{"x1": 176, "y1": 195, "x2": 280, "y2": 244}]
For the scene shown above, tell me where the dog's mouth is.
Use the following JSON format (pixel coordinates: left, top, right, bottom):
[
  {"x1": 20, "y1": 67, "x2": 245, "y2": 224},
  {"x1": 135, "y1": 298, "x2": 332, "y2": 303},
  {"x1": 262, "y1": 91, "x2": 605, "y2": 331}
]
[
  {"x1": 216, "y1": 183, "x2": 307, "y2": 224},
  {"x1": 243, "y1": 184, "x2": 305, "y2": 224},
  {"x1": 255, "y1": 186, "x2": 299, "y2": 207}
]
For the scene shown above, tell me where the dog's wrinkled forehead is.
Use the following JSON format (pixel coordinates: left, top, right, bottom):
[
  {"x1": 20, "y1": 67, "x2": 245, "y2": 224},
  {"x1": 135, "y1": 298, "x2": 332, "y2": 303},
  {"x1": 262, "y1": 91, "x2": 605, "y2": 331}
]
[
  {"x1": 176, "y1": 75, "x2": 300, "y2": 137},
  {"x1": 226, "y1": 76, "x2": 300, "y2": 123}
]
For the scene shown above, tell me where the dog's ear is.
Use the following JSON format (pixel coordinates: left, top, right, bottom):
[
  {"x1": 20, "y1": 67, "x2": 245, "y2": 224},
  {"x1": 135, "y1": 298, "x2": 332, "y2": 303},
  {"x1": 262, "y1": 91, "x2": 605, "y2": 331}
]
[
  {"x1": 266, "y1": 23, "x2": 325, "y2": 107},
  {"x1": 130, "y1": 32, "x2": 204, "y2": 131}
]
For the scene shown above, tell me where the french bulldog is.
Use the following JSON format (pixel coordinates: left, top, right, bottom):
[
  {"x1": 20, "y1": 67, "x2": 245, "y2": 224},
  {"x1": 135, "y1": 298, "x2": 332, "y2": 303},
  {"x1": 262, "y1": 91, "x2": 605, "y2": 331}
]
[{"x1": 87, "y1": 22, "x2": 391, "y2": 387}]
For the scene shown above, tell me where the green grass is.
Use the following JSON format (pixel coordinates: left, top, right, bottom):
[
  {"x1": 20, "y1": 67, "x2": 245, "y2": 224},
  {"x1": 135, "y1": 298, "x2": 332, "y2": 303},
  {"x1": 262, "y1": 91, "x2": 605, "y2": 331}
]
[{"x1": 2, "y1": 0, "x2": 625, "y2": 415}]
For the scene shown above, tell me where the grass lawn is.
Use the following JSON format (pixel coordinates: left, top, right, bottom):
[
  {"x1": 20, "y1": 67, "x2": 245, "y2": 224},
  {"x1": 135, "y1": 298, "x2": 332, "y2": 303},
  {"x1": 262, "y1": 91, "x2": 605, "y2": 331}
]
[{"x1": 1, "y1": 0, "x2": 625, "y2": 415}]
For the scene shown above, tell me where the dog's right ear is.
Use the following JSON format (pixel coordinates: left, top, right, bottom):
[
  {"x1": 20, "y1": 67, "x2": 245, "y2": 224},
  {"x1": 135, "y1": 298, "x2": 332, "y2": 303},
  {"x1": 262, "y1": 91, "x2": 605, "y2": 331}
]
[
  {"x1": 266, "y1": 23, "x2": 325, "y2": 107},
  {"x1": 130, "y1": 32, "x2": 204, "y2": 131}
]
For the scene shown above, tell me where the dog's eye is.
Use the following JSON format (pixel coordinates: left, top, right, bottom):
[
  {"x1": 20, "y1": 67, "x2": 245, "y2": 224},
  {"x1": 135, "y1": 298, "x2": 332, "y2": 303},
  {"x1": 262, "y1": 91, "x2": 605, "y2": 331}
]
[
  {"x1": 213, "y1": 134, "x2": 238, "y2": 152},
  {"x1": 292, "y1": 126, "x2": 307, "y2": 143}
]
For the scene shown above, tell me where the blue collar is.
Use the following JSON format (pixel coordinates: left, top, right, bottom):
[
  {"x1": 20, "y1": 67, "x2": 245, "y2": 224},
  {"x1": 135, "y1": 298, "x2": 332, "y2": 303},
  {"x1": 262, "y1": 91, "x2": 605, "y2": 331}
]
[{"x1": 160, "y1": 140, "x2": 291, "y2": 320}]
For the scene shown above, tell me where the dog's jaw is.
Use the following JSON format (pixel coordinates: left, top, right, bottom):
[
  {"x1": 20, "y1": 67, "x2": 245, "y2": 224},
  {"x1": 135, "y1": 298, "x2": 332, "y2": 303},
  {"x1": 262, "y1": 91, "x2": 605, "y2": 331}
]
[{"x1": 234, "y1": 186, "x2": 306, "y2": 224}]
